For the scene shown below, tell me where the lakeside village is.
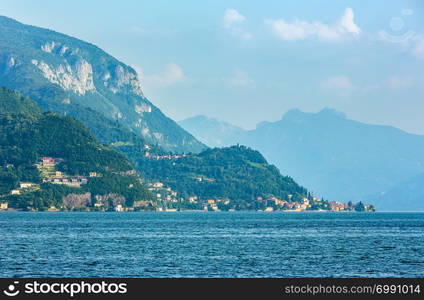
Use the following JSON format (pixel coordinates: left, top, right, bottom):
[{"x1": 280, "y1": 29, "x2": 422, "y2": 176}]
[{"x1": 0, "y1": 151, "x2": 375, "y2": 212}]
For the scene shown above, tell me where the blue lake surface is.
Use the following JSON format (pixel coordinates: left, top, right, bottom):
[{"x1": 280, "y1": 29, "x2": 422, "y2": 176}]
[{"x1": 0, "y1": 212, "x2": 423, "y2": 278}]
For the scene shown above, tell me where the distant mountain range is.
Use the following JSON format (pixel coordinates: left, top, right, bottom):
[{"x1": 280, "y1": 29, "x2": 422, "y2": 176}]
[
  {"x1": 180, "y1": 109, "x2": 424, "y2": 210},
  {"x1": 1, "y1": 15, "x2": 414, "y2": 211},
  {"x1": 0, "y1": 16, "x2": 204, "y2": 153}
]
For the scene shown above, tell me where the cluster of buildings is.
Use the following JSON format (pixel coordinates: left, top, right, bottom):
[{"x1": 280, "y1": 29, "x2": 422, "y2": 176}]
[
  {"x1": 328, "y1": 201, "x2": 349, "y2": 211},
  {"x1": 1, "y1": 155, "x2": 375, "y2": 213},
  {"x1": 4, "y1": 156, "x2": 97, "y2": 198},
  {"x1": 37, "y1": 157, "x2": 63, "y2": 167},
  {"x1": 0, "y1": 202, "x2": 8, "y2": 210},
  {"x1": 147, "y1": 182, "x2": 179, "y2": 206},
  {"x1": 258, "y1": 196, "x2": 319, "y2": 211},
  {"x1": 43, "y1": 172, "x2": 88, "y2": 187},
  {"x1": 202, "y1": 199, "x2": 227, "y2": 211},
  {"x1": 4, "y1": 157, "x2": 100, "y2": 200},
  {"x1": 144, "y1": 152, "x2": 187, "y2": 160},
  {"x1": 10, "y1": 182, "x2": 40, "y2": 195},
  {"x1": 258, "y1": 196, "x2": 373, "y2": 212},
  {"x1": 328, "y1": 201, "x2": 374, "y2": 212},
  {"x1": 142, "y1": 144, "x2": 187, "y2": 160},
  {"x1": 135, "y1": 179, "x2": 371, "y2": 212},
  {"x1": 36, "y1": 157, "x2": 101, "y2": 188}
]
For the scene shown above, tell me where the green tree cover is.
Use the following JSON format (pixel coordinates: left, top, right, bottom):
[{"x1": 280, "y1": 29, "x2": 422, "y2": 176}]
[
  {"x1": 133, "y1": 145, "x2": 309, "y2": 209},
  {"x1": 0, "y1": 87, "x2": 43, "y2": 116},
  {"x1": 0, "y1": 88, "x2": 152, "y2": 209}
]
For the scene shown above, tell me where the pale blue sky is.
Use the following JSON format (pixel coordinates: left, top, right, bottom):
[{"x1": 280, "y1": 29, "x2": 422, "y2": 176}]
[{"x1": 2, "y1": 0, "x2": 424, "y2": 133}]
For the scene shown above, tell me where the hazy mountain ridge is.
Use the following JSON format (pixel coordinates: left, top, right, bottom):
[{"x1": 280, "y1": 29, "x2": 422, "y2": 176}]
[
  {"x1": 180, "y1": 109, "x2": 424, "y2": 210},
  {"x1": 374, "y1": 173, "x2": 424, "y2": 211}
]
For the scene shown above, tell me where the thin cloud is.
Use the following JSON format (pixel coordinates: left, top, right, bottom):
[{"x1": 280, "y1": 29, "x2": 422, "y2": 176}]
[
  {"x1": 141, "y1": 63, "x2": 187, "y2": 87},
  {"x1": 223, "y1": 9, "x2": 246, "y2": 28},
  {"x1": 387, "y1": 75, "x2": 415, "y2": 89},
  {"x1": 265, "y1": 8, "x2": 361, "y2": 41},
  {"x1": 225, "y1": 69, "x2": 254, "y2": 87},
  {"x1": 222, "y1": 9, "x2": 252, "y2": 40},
  {"x1": 413, "y1": 37, "x2": 424, "y2": 59},
  {"x1": 321, "y1": 75, "x2": 355, "y2": 91}
]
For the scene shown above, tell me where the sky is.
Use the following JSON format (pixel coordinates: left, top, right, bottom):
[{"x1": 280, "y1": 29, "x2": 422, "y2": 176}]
[{"x1": 1, "y1": 0, "x2": 424, "y2": 133}]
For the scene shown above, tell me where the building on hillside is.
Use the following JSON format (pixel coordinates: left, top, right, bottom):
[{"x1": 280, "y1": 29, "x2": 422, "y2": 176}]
[
  {"x1": 40, "y1": 157, "x2": 56, "y2": 167},
  {"x1": 152, "y1": 182, "x2": 164, "y2": 188},
  {"x1": 47, "y1": 206, "x2": 60, "y2": 212},
  {"x1": 300, "y1": 203, "x2": 309, "y2": 210},
  {"x1": 133, "y1": 200, "x2": 149, "y2": 208},
  {"x1": 188, "y1": 196, "x2": 198, "y2": 203},
  {"x1": 19, "y1": 182, "x2": 36, "y2": 189},
  {"x1": 49, "y1": 176, "x2": 88, "y2": 187},
  {"x1": 329, "y1": 201, "x2": 345, "y2": 211},
  {"x1": 10, "y1": 189, "x2": 20, "y2": 195},
  {"x1": 0, "y1": 202, "x2": 8, "y2": 210}
]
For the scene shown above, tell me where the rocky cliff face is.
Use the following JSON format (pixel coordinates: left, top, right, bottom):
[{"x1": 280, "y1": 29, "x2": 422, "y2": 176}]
[{"x1": 0, "y1": 16, "x2": 205, "y2": 153}]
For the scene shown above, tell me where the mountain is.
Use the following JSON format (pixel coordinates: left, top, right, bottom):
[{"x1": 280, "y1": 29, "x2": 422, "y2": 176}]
[
  {"x1": 0, "y1": 87, "x2": 153, "y2": 211},
  {"x1": 134, "y1": 145, "x2": 310, "y2": 210},
  {"x1": 0, "y1": 87, "x2": 320, "y2": 211},
  {"x1": 0, "y1": 16, "x2": 204, "y2": 153},
  {"x1": 178, "y1": 115, "x2": 245, "y2": 148},
  {"x1": 374, "y1": 173, "x2": 424, "y2": 211},
  {"x1": 0, "y1": 16, "x2": 346, "y2": 211},
  {"x1": 0, "y1": 87, "x2": 42, "y2": 115},
  {"x1": 181, "y1": 109, "x2": 424, "y2": 210}
]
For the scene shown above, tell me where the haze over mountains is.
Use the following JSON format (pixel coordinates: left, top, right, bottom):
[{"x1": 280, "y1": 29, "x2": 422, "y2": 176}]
[
  {"x1": 0, "y1": 14, "x2": 421, "y2": 211},
  {"x1": 179, "y1": 109, "x2": 424, "y2": 210},
  {"x1": 0, "y1": 16, "x2": 320, "y2": 211}
]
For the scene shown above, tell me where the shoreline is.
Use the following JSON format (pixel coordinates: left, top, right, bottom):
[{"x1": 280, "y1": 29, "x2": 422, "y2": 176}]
[{"x1": 0, "y1": 209, "x2": 384, "y2": 213}]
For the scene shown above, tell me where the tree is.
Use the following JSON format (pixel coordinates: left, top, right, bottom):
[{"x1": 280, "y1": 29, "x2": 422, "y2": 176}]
[{"x1": 355, "y1": 201, "x2": 365, "y2": 212}]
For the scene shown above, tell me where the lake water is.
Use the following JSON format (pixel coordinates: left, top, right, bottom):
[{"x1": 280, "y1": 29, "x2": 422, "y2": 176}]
[{"x1": 0, "y1": 212, "x2": 423, "y2": 278}]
